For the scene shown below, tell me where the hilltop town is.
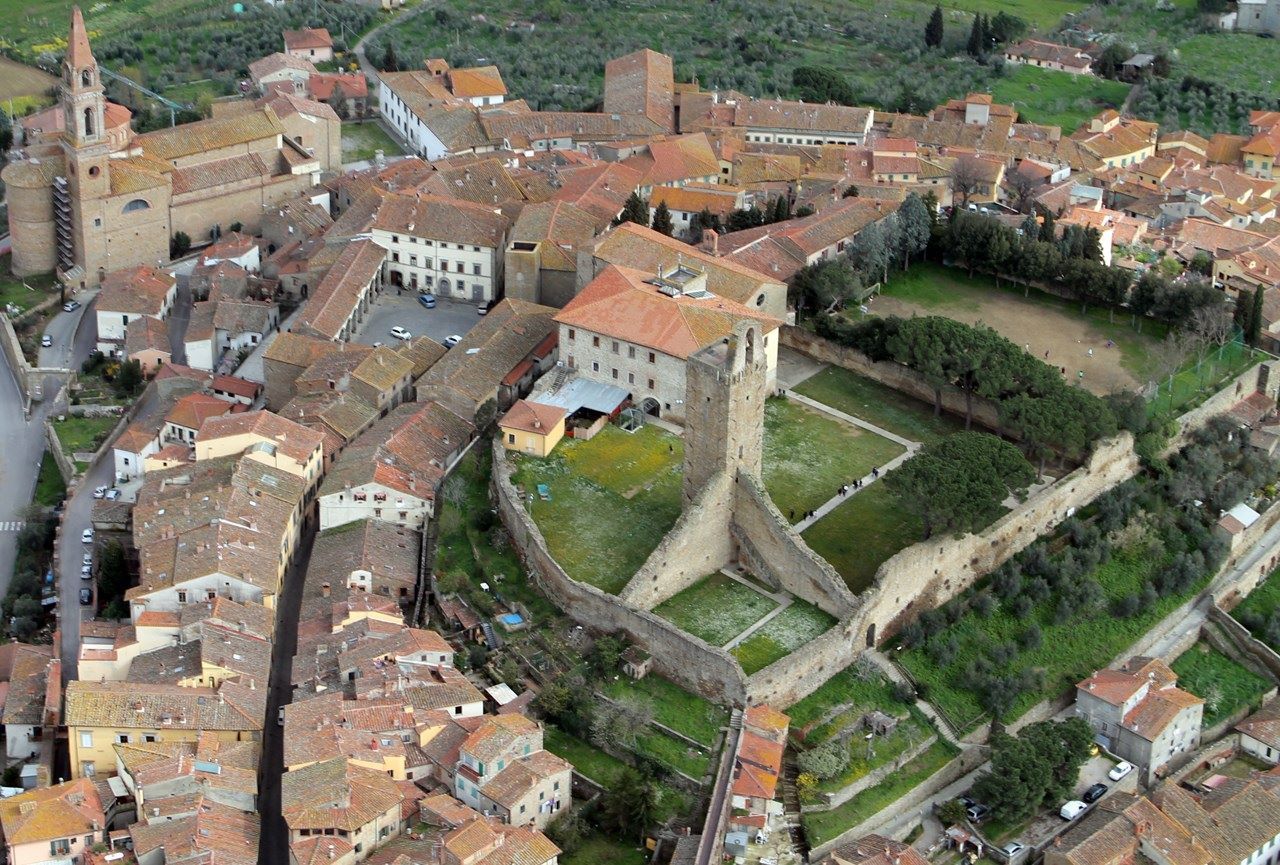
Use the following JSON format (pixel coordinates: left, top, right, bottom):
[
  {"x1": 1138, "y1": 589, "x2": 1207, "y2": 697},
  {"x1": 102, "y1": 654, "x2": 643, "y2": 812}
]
[{"x1": 3, "y1": 3, "x2": 1280, "y2": 865}]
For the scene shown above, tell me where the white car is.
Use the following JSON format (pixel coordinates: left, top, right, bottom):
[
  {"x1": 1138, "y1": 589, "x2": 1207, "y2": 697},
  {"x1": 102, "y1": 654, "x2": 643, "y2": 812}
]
[
  {"x1": 41, "y1": 334, "x2": 52, "y2": 348},
  {"x1": 92, "y1": 485, "x2": 108, "y2": 499},
  {"x1": 444, "y1": 334, "x2": 462, "y2": 348},
  {"x1": 1060, "y1": 800, "x2": 1088, "y2": 821},
  {"x1": 389, "y1": 326, "x2": 412, "y2": 341},
  {"x1": 81, "y1": 565, "x2": 92, "y2": 578},
  {"x1": 81, "y1": 528, "x2": 94, "y2": 543},
  {"x1": 82, "y1": 554, "x2": 92, "y2": 566},
  {"x1": 105, "y1": 488, "x2": 121, "y2": 500},
  {"x1": 1108, "y1": 761, "x2": 1134, "y2": 782}
]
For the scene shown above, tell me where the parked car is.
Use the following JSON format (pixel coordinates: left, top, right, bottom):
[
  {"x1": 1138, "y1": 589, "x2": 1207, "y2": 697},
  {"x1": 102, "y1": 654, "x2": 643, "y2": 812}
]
[
  {"x1": 966, "y1": 803, "x2": 992, "y2": 824},
  {"x1": 1108, "y1": 761, "x2": 1133, "y2": 781},
  {"x1": 81, "y1": 565, "x2": 92, "y2": 578},
  {"x1": 1002, "y1": 843, "x2": 1026, "y2": 859},
  {"x1": 389, "y1": 326, "x2": 412, "y2": 341},
  {"x1": 1083, "y1": 783, "x2": 1108, "y2": 804},
  {"x1": 79, "y1": 588, "x2": 92, "y2": 605},
  {"x1": 41, "y1": 334, "x2": 52, "y2": 347},
  {"x1": 105, "y1": 488, "x2": 121, "y2": 500},
  {"x1": 418, "y1": 293, "x2": 436, "y2": 309},
  {"x1": 81, "y1": 528, "x2": 94, "y2": 543},
  {"x1": 278, "y1": 707, "x2": 286, "y2": 726},
  {"x1": 92, "y1": 485, "x2": 108, "y2": 499},
  {"x1": 63, "y1": 300, "x2": 81, "y2": 312},
  {"x1": 1060, "y1": 801, "x2": 1088, "y2": 821},
  {"x1": 82, "y1": 554, "x2": 92, "y2": 566},
  {"x1": 477, "y1": 300, "x2": 490, "y2": 316},
  {"x1": 443, "y1": 334, "x2": 462, "y2": 348}
]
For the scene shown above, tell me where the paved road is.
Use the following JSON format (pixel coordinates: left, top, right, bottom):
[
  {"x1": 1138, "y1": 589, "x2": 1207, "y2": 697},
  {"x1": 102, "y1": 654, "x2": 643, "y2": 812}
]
[
  {"x1": 167, "y1": 281, "x2": 192, "y2": 366},
  {"x1": 352, "y1": 1, "x2": 436, "y2": 92},
  {"x1": 37, "y1": 291, "x2": 97, "y2": 369},
  {"x1": 0, "y1": 355, "x2": 58, "y2": 609},
  {"x1": 259, "y1": 514, "x2": 316, "y2": 865}
]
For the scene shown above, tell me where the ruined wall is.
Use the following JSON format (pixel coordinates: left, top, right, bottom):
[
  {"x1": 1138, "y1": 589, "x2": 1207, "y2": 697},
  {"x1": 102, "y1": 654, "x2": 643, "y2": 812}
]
[
  {"x1": 744, "y1": 618, "x2": 860, "y2": 707},
  {"x1": 618, "y1": 471, "x2": 735, "y2": 610},
  {"x1": 1162, "y1": 361, "x2": 1279, "y2": 455},
  {"x1": 856, "y1": 433, "x2": 1140, "y2": 643},
  {"x1": 731, "y1": 471, "x2": 858, "y2": 619},
  {"x1": 492, "y1": 440, "x2": 748, "y2": 703}
]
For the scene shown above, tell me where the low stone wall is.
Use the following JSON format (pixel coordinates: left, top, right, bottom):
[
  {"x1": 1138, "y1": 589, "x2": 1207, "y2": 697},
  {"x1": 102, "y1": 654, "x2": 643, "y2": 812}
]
[
  {"x1": 492, "y1": 439, "x2": 749, "y2": 704},
  {"x1": 11, "y1": 293, "x2": 64, "y2": 329},
  {"x1": 808, "y1": 745, "x2": 988, "y2": 860},
  {"x1": 746, "y1": 619, "x2": 858, "y2": 707},
  {"x1": 732, "y1": 471, "x2": 859, "y2": 618},
  {"x1": 857, "y1": 433, "x2": 1139, "y2": 643},
  {"x1": 1208, "y1": 604, "x2": 1280, "y2": 681},
  {"x1": 618, "y1": 472, "x2": 735, "y2": 610},
  {"x1": 0, "y1": 314, "x2": 30, "y2": 401},
  {"x1": 804, "y1": 733, "x2": 939, "y2": 814},
  {"x1": 780, "y1": 325, "x2": 1005, "y2": 434},
  {"x1": 43, "y1": 420, "x2": 77, "y2": 484}
]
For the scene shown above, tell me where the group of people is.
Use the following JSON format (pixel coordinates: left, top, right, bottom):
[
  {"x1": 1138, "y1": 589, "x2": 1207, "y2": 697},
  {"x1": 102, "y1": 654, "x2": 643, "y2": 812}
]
[{"x1": 788, "y1": 465, "x2": 883, "y2": 523}]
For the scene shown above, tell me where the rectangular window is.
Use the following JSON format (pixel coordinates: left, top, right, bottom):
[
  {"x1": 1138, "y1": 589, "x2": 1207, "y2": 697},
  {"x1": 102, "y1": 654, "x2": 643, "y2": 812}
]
[
  {"x1": 51, "y1": 840, "x2": 71, "y2": 856},
  {"x1": 568, "y1": 329, "x2": 575, "y2": 340},
  {"x1": 409, "y1": 255, "x2": 417, "y2": 265},
  {"x1": 592, "y1": 336, "x2": 600, "y2": 348},
  {"x1": 457, "y1": 262, "x2": 465, "y2": 273},
  {"x1": 628, "y1": 346, "x2": 636, "y2": 359},
  {"x1": 612, "y1": 341, "x2": 619, "y2": 353},
  {"x1": 392, "y1": 235, "x2": 399, "y2": 243},
  {"x1": 177, "y1": 590, "x2": 187, "y2": 604},
  {"x1": 440, "y1": 260, "x2": 448, "y2": 271},
  {"x1": 648, "y1": 352, "x2": 656, "y2": 363},
  {"x1": 628, "y1": 373, "x2": 635, "y2": 384},
  {"x1": 391, "y1": 252, "x2": 400, "y2": 263},
  {"x1": 612, "y1": 368, "x2": 618, "y2": 379},
  {"x1": 648, "y1": 378, "x2": 655, "y2": 389},
  {"x1": 115, "y1": 734, "x2": 130, "y2": 744},
  {"x1": 80, "y1": 731, "x2": 93, "y2": 748},
  {"x1": 473, "y1": 264, "x2": 481, "y2": 275},
  {"x1": 591, "y1": 361, "x2": 599, "y2": 372},
  {"x1": 508, "y1": 434, "x2": 516, "y2": 444}
]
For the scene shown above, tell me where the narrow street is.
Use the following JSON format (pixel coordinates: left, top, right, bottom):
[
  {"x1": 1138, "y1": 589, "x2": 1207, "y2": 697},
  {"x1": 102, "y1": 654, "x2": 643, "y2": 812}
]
[{"x1": 258, "y1": 511, "x2": 316, "y2": 864}]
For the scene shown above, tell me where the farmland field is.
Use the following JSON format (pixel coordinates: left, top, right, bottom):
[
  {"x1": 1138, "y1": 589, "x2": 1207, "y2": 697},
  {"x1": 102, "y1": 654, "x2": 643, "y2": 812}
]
[
  {"x1": 990, "y1": 64, "x2": 1129, "y2": 133},
  {"x1": 0, "y1": 56, "x2": 56, "y2": 102}
]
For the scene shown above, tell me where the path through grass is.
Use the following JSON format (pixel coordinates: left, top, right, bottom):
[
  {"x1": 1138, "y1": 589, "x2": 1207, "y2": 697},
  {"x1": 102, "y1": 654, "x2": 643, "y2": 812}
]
[{"x1": 653, "y1": 573, "x2": 777, "y2": 646}]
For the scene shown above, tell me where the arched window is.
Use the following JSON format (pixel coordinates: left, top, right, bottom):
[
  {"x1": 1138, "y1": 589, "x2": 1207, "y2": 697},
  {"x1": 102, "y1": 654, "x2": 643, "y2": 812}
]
[
  {"x1": 80, "y1": 69, "x2": 92, "y2": 87},
  {"x1": 83, "y1": 107, "x2": 94, "y2": 137},
  {"x1": 123, "y1": 199, "x2": 150, "y2": 213}
]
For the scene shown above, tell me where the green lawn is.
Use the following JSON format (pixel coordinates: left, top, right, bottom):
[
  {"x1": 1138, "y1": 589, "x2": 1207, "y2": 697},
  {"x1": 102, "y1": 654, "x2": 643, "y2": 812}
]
[
  {"x1": 802, "y1": 484, "x2": 922, "y2": 595},
  {"x1": 33, "y1": 452, "x2": 65, "y2": 508},
  {"x1": 0, "y1": 255, "x2": 56, "y2": 314},
  {"x1": 801, "y1": 739, "x2": 960, "y2": 847},
  {"x1": 602, "y1": 675, "x2": 728, "y2": 748},
  {"x1": 511, "y1": 425, "x2": 684, "y2": 594},
  {"x1": 763, "y1": 396, "x2": 904, "y2": 521},
  {"x1": 898, "y1": 546, "x2": 1211, "y2": 733},
  {"x1": 1171, "y1": 642, "x2": 1272, "y2": 728},
  {"x1": 653, "y1": 573, "x2": 777, "y2": 647},
  {"x1": 560, "y1": 835, "x2": 648, "y2": 865},
  {"x1": 1234, "y1": 567, "x2": 1280, "y2": 651},
  {"x1": 990, "y1": 65, "x2": 1130, "y2": 133},
  {"x1": 341, "y1": 121, "x2": 406, "y2": 163},
  {"x1": 878, "y1": 262, "x2": 1164, "y2": 385},
  {"x1": 732, "y1": 601, "x2": 839, "y2": 674},
  {"x1": 1148, "y1": 341, "x2": 1264, "y2": 421},
  {"x1": 1178, "y1": 33, "x2": 1280, "y2": 96},
  {"x1": 636, "y1": 729, "x2": 712, "y2": 779},
  {"x1": 52, "y1": 416, "x2": 118, "y2": 458},
  {"x1": 815, "y1": 712, "x2": 933, "y2": 794},
  {"x1": 785, "y1": 664, "x2": 914, "y2": 736},
  {"x1": 793, "y1": 366, "x2": 966, "y2": 446},
  {"x1": 544, "y1": 725, "x2": 629, "y2": 788}
]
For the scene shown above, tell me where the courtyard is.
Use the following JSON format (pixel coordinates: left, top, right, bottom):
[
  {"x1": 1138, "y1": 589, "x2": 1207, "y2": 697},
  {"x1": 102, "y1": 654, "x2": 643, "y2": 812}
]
[
  {"x1": 731, "y1": 600, "x2": 838, "y2": 674},
  {"x1": 653, "y1": 572, "x2": 780, "y2": 647},
  {"x1": 791, "y1": 365, "x2": 967, "y2": 446},
  {"x1": 510, "y1": 424, "x2": 684, "y2": 594},
  {"x1": 350, "y1": 291, "x2": 481, "y2": 349},
  {"x1": 802, "y1": 485, "x2": 924, "y2": 595},
  {"x1": 1170, "y1": 641, "x2": 1273, "y2": 728},
  {"x1": 763, "y1": 396, "x2": 905, "y2": 522}
]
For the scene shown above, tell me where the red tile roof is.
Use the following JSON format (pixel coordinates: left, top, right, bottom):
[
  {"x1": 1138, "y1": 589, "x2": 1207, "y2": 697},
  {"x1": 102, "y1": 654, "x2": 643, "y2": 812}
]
[{"x1": 499, "y1": 399, "x2": 565, "y2": 435}]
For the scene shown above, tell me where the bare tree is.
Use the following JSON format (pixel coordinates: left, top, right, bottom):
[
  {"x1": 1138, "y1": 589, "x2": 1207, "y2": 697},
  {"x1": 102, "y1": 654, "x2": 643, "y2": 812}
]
[
  {"x1": 951, "y1": 155, "x2": 988, "y2": 208},
  {"x1": 1187, "y1": 303, "x2": 1233, "y2": 352},
  {"x1": 1006, "y1": 166, "x2": 1044, "y2": 214}
]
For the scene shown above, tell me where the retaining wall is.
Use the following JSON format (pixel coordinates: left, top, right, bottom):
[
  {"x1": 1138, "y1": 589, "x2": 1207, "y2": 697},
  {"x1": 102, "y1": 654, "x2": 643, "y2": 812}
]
[
  {"x1": 43, "y1": 420, "x2": 77, "y2": 484},
  {"x1": 0, "y1": 315, "x2": 30, "y2": 400},
  {"x1": 804, "y1": 734, "x2": 938, "y2": 814},
  {"x1": 1208, "y1": 605, "x2": 1280, "y2": 681},
  {"x1": 1162, "y1": 361, "x2": 1280, "y2": 456},
  {"x1": 492, "y1": 439, "x2": 749, "y2": 704},
  {"x1": 745, "y1": 618, "x2": 859, "y2": 708}
]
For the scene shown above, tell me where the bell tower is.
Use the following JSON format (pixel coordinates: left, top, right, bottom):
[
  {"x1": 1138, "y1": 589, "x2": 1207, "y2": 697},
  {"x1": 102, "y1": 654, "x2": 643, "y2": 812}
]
[{"x1": 60, "y1": 7, "x2": 110, "y2": 199}]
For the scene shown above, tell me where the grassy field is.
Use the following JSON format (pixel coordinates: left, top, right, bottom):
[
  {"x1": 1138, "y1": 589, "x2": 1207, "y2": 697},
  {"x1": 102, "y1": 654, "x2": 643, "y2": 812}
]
[
  {"x1": 34, "y1": 452, "x2": 66, "y2": 509},
  {"x1": 801, "y1": 738, "x2": 960, "y2": 846},
  {"x1": 1171, "y1": 642, "x2": 1273, "y2": 728},
  {"x1": 874, "y1": 262, "x2": 1163, "y2": 394},
  {"x1": 732, "y1": 601, "x2": 838, "y2": 674},
  {"x1": 802, "y1": 484, "x2": 923, "y2": 595},
  {"x1": 793, "y1": 367, "x2": 966, "y2": 446},
  {"x1": 786, "y1": 664, "x2": 913, "y2": 735},
  {"x1": 636, "y1": 729, "x2": 712, "y2": 778},
  {"x1": 52, "y1": 416, "x2": 117, "y2": 458},
  {"x1": 0, "y1": 55, "x2": 56, "y2": 101},
  {"x1": 511, "y1": 425, "x2": 683, "y2": 594},
  {"x1": 561, "y1": 835, "x2": 647, "y2": 865},
  {"x1": 545, "y1": 725, "x2": 629, "y2": 787},
  {"x1": 899, "y1": 546, "x2": 1210, "y2": 732},
  {"x1": 602, "y1": 674, "x2": 728, "y2": 748},
  {"x1": 1148, "y1": 340, "x2": 1265, "y2": 421},
  {"x1": 1234, "y1": 567, "x2": 1280, "y2": 650},
  {"x1": 990, "y1": 64, "x2": 1129, "y2": 133},
  {"x1": 764, "y1": 397, "x2": 905, "y2": 521},
  {"x1": 653, "y1": 573, "x2": 777, "y2": 647},
  {"x1": 1178, "y1": 33, "x2": 1280, "y2": 96},
  {"x1": 0, "y1": 256, "x2": 58, "y2": 315},
  {"x1": 341, "y1": 121, "x2": 406, "y2": 163}
]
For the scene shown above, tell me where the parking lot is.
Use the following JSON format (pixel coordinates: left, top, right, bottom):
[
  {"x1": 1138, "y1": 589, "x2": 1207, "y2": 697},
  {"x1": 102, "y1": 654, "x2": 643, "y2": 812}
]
[
  {"x1": 351, "y1": 291, "x2": 482, "y2": 348},
  {"x1": 987, "y1": 753, "x2": 1139, "y2": 851}
]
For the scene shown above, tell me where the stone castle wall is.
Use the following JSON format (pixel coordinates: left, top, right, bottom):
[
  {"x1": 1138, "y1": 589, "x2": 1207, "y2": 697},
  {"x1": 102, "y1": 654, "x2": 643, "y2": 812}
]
[
  {"x1": 1162, "y1": 361, "x2": 1278, "y2": 455},
  {"x1": 744, "y1": 617, "x2": 860, "y2": 707},
  {"x1": 492, "y1": 439, "x2": 749, "y2": 704}
]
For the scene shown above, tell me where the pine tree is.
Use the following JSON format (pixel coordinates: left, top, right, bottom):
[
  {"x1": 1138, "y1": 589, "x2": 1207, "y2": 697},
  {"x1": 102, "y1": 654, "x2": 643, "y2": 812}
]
[
  {"x1": 1234, "y1": 288, "x2": 1255, "y2": 339},
  {"x1": 771, "y1": 195, "x2": 791, "y2": 223},
  {"x1": 925, "y1": 4, "x2": 944, "y2": 49},
  {"x1": 617, "y1": 192, "x2": 650, "y2": 227},
  {"x1": 651, "y1": 201, "x2": 674, "y2": 236},
  {"x1": 980, "y1": 14, "x2": 992, "y2": 52},
  {"x1": 966, "y1": 14, "x2": 983, "y2": 56}
]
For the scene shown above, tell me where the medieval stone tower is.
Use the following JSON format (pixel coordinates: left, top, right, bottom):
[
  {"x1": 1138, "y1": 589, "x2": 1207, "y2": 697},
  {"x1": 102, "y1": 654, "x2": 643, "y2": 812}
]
[{"x1": 681, "y1": 319, "x2": 768, "y2": 505}]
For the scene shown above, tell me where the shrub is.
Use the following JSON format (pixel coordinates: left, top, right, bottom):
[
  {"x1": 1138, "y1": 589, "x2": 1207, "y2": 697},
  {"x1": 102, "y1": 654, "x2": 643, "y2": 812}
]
[{"x1": 797, "y1": 737, "x2": 851, "y2": 780}]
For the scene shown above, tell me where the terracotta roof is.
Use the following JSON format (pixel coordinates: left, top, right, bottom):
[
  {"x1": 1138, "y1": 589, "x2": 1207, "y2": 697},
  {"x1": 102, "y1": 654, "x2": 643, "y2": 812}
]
[
  {"x1": 1152, "y1": 782, "x2": 1280, "y2": 865},
  {"x1": 1122, "y1": 687, "x2": 1202, "y2": 741},
  {"x1": 558, "y1": 263, "x2": 778, "y2": 358},
  {"x1": 167, "y1": 392, "x2": 233, "y2": 431},
  {"x1": 737, "y1": 729, "x2": 784, "y2": 773},
  {"x1": 604, "y1": 48, "x2": 675, "y2": 131},
  {"x1": 1077, "y1": 668, "x2": 1148, "y2": 706},
  {"x1": 827, "y1": 834, "x2": 931, "y2": 865},
  {"x1": 624, "y1": 133, "x2": 720, "y2": 187},
  {"x1": 284, "y1": 28, "x2": 332, "y2": 51},
  {"x1": 732, "y1": 98, "x2": 873, "y2": 136},
  {"x1": 65, "y1": 679, "x2": 264, "y2": 732},
  {"x1": 212, "y1": 374, "x2": 262, "y2": 399},
  {"x1": 0, "y1": 778, "x2": 104, "y2": 845},
  {"x1": 263, "y1": 330, "x2": 337, "y2": 369},
  {"x1": 296, "y1": 239, "x2": 386, "y2": 340},
  {"x1": 650, "y1": 183, "x2": 744, "y2": 216},
  {"x1": 1, "y1": 644, "x2": 53, "y2": 726},
  {"x1": 732, "y1": 760, "x2": 778, "y2": 800},
  {"x1": 197, "y1": 409, "x2": 323, "y2": 464},
  {"x1": 281, "y1": 757, "x2": 404, "y2": 832},
  {"x1": 479, "y1": 750, "x2": 572, "y2": 809},
  {"x1": 1005, "y1": 39, "x2": 1093, "y2": 71},
  {"x1": 248, "y1": 52, "x2": 318, "y2": 83},
  {"x1": 136, "y1": 109, "x2": 285, "y2": 162},
  {"x1": 462, "y1": 714, "x2": 540, "y2": 764},
  {"x1": 309, "y1": 72, "x2": 367, "y2": 101},
  {"x1": 447, "y1": 65, "x2": 507, "y2": 98},
  {"x1": 99, "y1": 265, "x2": 175, "y2": 317},
  {"x1": 498, "y1": 399, "x2": 565, "y2": 435},
  {"x1": 125, "y1": 315, "x2": 172, "y2": 357}
]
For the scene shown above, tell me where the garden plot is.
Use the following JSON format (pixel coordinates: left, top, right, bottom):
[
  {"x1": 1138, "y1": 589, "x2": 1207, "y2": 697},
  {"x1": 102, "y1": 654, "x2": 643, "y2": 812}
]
[{"x1": 652, "y1": 572, "x2": 780, "y2": 647}]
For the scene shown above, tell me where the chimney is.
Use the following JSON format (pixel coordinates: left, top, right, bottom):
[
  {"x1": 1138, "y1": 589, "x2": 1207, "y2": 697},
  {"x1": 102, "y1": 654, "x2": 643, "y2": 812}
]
[
  {"x1": 702, "y1": 228, "x2": 719, "y2": 254},
  {"x1": 322, "y1": 582, "x2": 331, "y2": 598}
]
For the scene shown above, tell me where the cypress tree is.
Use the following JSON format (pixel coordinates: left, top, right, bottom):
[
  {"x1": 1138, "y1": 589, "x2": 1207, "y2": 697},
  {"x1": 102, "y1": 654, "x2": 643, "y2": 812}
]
[
  {"x1": 925, "y1": 5, "x2": 945, "y2": 49},
  {"x1": 967, "y1": 14, "x2": 983, "y2": 56},
  {"x1": 771, "y1": 195, "x2": 791, "y2": 223},
  {"x1": 1250, "y1": 284, "x2": 1265, "y2": 345},
  {"x1": 651, "y1": 201, "x2": 674, "y2": 236}
]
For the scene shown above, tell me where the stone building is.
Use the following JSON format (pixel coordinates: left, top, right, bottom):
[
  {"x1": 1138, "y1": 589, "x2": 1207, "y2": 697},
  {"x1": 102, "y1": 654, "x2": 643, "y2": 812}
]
[{"x1": 1, "y1": 8, "x2": 321, "y2": 287}]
